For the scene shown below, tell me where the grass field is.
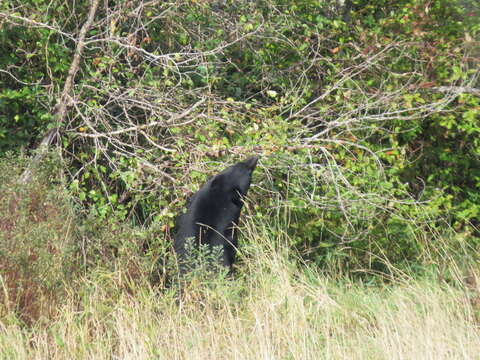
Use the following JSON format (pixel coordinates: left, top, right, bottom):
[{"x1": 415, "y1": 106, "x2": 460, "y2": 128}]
[
  {"x1": 0, "y1": 165, "x2": 479, "y2": 359},
  {"x1": 1, "y1": 232, "x2": 479, "y2": 360}
]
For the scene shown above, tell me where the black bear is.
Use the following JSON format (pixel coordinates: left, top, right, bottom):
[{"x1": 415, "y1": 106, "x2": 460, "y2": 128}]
[{"x1": 173, "y1": 156, "x2": 258, "y2": 273}]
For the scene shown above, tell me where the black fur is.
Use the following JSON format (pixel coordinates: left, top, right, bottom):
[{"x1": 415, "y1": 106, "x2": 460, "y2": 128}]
[{"x1": 173, "y1": 157, "x2": 258, "y2": 272}]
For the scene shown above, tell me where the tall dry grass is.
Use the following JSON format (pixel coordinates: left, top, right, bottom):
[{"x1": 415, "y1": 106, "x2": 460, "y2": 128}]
[
  {"x1": 1, "y1": 227, "x2": 479, "y2": 360},
  {"x1": 1, "y1": 158, "x2": 479, "y2": 359}
]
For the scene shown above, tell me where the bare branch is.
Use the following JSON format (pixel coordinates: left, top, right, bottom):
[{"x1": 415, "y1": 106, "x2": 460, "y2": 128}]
[
  {"x1": 0, "y1": 12, "x2": 76, "y2": 40},
  {"x1": 73, "y1": 98, "x2": 206, "y2": 139},
  {"x1": 432, "y1": 86, "x2": 480, "y2": 96},
  {"x1": 20, "y1": 0, "x2": 101, "y2": 184}
]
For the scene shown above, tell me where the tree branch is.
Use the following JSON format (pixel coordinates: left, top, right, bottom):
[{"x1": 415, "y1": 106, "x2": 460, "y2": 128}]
[
  {"x1": 21, "y1": 0, "x2": 100, "y2": 184},
  {"x1": 432, "y1": 86, "x2": 480, "y2": 96}
]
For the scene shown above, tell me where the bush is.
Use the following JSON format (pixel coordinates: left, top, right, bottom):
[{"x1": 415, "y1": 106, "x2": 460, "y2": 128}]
[
  {"x1": 1, "y1": 0, "x2": 479, "y2": 276},
  {"x1": 0, "y1": 153, "x2": 78, "y2": 323}
]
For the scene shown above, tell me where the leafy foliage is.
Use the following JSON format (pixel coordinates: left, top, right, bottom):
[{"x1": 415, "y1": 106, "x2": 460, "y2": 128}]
[{"x1": 0, "y1": 0, "x2": 479, "y2": 275}]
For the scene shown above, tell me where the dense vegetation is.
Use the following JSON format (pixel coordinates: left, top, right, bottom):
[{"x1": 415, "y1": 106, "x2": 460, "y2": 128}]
[{"x1": 0, "y1": 0, "x2": 479, "y2": 357}]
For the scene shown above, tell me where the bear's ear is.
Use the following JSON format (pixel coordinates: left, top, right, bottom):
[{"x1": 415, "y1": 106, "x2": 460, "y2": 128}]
[{"x1": 211, "y1": 173, "x2": 226, "y2": 189}]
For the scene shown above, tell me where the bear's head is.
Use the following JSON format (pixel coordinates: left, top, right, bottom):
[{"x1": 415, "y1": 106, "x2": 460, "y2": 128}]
[{"x1": 210, "y1": 156, "x2": 258, "y2": 207}]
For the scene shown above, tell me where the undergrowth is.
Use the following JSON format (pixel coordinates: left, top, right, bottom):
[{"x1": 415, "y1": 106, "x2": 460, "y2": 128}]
[{"x1": 0, "y1": 155, "x2": 479, "y2": 359}]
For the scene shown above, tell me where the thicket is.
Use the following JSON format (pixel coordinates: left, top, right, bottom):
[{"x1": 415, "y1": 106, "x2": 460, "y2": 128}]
[{"x1": 1, "y1": 0, "x2": 479, "y2": 291}]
